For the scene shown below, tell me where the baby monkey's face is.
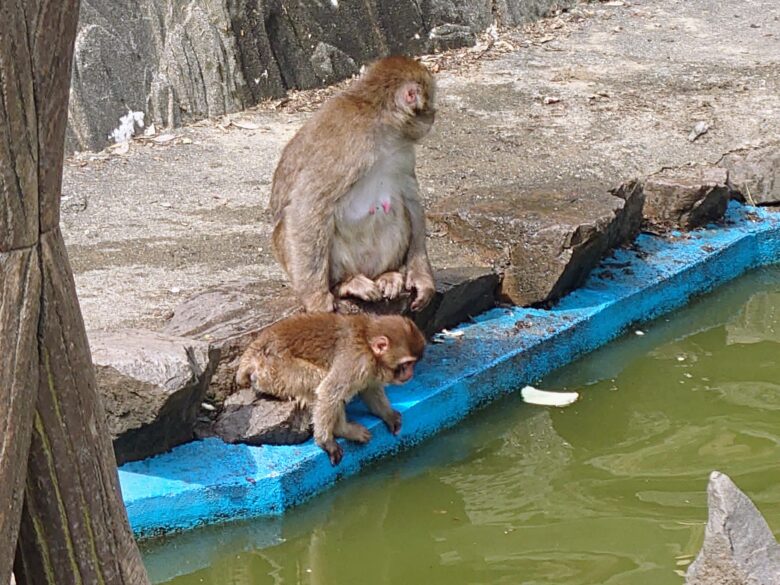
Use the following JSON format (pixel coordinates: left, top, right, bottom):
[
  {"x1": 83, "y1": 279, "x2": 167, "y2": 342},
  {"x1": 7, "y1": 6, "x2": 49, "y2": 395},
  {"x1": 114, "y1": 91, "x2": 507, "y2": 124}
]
[
  {"x1": 368, "y1": 314, "x2": 426, "y2": 385},
  {"x1": 391, "y1": 356, "x2": 418, "y2": 384}
]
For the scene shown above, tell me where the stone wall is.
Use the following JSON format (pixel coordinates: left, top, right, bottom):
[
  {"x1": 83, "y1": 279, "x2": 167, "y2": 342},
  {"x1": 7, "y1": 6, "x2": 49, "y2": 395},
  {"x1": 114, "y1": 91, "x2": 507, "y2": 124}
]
[{"x1": 67, "y1": 0, "x2": 575, "y2": 152}]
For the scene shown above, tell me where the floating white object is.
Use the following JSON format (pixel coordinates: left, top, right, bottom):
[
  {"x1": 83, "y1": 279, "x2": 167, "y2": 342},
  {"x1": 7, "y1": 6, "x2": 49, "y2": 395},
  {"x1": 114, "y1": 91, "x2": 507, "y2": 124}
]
[{"x1": 521, "y1": 385, "x2": 579, "y2": 407}]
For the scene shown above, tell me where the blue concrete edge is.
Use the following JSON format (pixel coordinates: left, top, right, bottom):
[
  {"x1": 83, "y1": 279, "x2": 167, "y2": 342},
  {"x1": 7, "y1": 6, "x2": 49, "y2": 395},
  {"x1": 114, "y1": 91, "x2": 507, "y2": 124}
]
[{"x1": 119, "y1": 203, "x2": 780, "y2": 539}]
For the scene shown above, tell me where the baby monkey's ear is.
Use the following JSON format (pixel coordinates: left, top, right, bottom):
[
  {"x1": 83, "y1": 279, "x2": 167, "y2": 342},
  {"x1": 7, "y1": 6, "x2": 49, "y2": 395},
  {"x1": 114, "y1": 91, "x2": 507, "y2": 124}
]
[{"x1": 369, "y1": 335, "x2": 390, "y2": 356}]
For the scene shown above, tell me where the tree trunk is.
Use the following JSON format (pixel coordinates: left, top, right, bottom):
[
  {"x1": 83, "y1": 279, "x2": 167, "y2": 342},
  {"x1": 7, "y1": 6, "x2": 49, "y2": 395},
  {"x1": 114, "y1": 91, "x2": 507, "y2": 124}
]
[{"x1": 0, "y1": 1, "x2": 151, "y2": 583}]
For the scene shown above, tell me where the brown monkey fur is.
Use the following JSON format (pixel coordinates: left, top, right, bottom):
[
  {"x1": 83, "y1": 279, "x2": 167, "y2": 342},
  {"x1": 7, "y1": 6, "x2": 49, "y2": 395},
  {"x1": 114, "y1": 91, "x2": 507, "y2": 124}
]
[
  {"x1": 270, "y1": 55, "x2": 437, "y2": 313},
  {"x1": 236, "y1": 313, "x2": 426, "y2": 465}
]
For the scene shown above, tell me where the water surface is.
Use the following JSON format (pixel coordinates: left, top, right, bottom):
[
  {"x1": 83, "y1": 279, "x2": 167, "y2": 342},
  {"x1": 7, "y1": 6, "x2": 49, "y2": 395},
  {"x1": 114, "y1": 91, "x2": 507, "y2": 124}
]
[{"x1": 143, "y1": 266, "x2": 780, "y2": 585}]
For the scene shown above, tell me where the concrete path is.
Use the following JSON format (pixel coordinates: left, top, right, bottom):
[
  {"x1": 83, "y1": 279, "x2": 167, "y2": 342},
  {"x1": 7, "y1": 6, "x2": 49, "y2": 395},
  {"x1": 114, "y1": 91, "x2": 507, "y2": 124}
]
[{"x1": 61, "y1": 0, "x2": 780, "y2": 332}]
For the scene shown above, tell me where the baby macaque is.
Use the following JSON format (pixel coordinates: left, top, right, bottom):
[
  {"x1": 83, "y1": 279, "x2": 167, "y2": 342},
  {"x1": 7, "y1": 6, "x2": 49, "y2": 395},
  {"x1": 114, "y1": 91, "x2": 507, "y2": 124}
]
[
  {"x1": 269, "y1": 55, "x2": 437, "y2": 313},
  {"x1": 236, "y1": 313, "x2": 425, "y2": 465}
]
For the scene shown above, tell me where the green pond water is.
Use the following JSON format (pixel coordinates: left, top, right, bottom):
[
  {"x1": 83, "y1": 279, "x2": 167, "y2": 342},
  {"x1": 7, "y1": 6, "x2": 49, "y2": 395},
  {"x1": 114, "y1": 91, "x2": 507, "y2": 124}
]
[{"x1": 143, "y1": 265, "x2": 780, "y2": 585}]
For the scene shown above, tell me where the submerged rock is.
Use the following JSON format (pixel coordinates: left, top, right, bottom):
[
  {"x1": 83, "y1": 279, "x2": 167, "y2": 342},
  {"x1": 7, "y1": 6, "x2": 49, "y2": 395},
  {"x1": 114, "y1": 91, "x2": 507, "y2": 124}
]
[
  {"x1": 686, "y1": 471, "x2": 780, "y2": 585},
  {"x1": 89, "y1": 329, "x2": 219, "y2": 464},
  {"x1": 428, "y1": 180, "x2": 644, "y2": 306},
  {"x1": 643, "y1": 166, "x2": 730, "y2": 230}
]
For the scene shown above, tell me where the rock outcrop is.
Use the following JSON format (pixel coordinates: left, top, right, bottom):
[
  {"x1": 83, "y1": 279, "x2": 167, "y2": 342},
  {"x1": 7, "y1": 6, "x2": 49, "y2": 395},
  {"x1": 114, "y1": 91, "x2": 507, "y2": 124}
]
[
  {"x1": 686, "y1": 471, "x2": 780, "y2": 585},
  {"x1": 67, "y1": 0, "x2": 576, "y2": 152},
  {"x1": 89, "y1": 330, "x2": 219, "y2": 464}
]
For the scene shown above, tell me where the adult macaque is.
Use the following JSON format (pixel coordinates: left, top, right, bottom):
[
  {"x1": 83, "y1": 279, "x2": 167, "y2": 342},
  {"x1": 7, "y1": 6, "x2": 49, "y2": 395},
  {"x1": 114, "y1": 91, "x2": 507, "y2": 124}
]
[
  {"x1": 270, "y1": 55, "x2": 437, "y2": 313},
  {"x1": 236, "y1": 313, "x2": 426, "y2": 465}
]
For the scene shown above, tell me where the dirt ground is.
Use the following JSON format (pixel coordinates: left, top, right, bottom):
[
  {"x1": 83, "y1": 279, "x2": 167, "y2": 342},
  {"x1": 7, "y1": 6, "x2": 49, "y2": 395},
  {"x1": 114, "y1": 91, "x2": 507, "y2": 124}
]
[{"x1": 60, "y1": 0, "x2": 780, "y2": 331}]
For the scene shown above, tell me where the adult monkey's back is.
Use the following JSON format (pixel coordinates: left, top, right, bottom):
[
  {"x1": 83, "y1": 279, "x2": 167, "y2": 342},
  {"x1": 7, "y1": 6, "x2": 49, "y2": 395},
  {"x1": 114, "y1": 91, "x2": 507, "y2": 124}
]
[{"x1": 270, "y1": 56, "x2": 437, "y2": 313}]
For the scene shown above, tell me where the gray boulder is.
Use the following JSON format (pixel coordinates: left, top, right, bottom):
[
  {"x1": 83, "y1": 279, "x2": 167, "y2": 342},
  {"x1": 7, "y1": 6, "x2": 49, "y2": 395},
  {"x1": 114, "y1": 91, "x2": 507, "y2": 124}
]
[
  {"x1": 415, "y1": 267, "x2": 499, "y2": 336},
  {"x1": 686, "y1": 471, "x2": 780, "y2": 585},
  {"x1": 309, "y1": 42, "x2": 360, "y2": 85},
  {"x1": 335, "y1": 267, "x2": 499, "y2": 336},
  {"x1": 181, "y1": 268, "x2": 497, "y2": 446},
  {"x1": 164, "y1": 267, "x2": 497, "y2": 410},
  {"x1": 89, "y1": 329, "x2": 220, "y2": 464},
  {"x1": 428, "y1": 24, "x2": 477, "y2": 52}
]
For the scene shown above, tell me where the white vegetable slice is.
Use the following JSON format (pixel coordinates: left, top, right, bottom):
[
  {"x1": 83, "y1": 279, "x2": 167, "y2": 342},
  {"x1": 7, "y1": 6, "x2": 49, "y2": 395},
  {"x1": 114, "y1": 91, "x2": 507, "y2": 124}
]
[{"x1": 521, "y1": 385, "x2": 579, "y2": 407}]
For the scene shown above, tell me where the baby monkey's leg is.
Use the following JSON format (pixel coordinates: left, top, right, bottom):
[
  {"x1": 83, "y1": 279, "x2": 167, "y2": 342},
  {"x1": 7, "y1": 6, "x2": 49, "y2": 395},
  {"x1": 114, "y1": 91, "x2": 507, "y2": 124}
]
[
  {"x1": 361, "y1": 384, "x2": 402, "y2": 435},
  {"x1": 334, "y1": 409, "x2": 371, "y2": 443}
]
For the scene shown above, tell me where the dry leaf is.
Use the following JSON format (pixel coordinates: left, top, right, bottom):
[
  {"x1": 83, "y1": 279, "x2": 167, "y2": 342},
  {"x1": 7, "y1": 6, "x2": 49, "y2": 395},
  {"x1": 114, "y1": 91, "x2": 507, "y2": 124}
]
[
  {"x1": 231, "y1": 119, "x2": 261, "y2": 130},
  {"x1": 112, "y1": 141, "x2": 130, "y2": 155},
  {"x1": 153, "y1": 133, "x2": 176, "y2": 144}
]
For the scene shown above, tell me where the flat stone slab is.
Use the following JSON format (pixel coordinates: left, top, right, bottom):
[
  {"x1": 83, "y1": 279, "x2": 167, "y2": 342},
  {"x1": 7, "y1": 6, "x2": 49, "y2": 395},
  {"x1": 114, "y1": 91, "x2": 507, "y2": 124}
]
[
  {"x1": 89, "y1": 330, "x2": 219, "y2": 464},
  {"x1": 118, "y1": 204, "x2": 780, "y2": 538},
  {"x1": 428, "y1": 181, "x2": 643, "y2": 306},
  {"x1": 686, "y1": 471, "x2": 780, "y2": 585}
]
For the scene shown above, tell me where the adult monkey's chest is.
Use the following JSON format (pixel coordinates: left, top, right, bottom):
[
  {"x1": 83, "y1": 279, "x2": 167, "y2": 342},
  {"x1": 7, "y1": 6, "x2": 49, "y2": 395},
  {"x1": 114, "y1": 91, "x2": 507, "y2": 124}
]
[
  {"x1": 335, "y1": 152, "x2": 413, "y2": 237},
  {"x1": 332, "y1": 154, "x2": 413, "y2": 277}
]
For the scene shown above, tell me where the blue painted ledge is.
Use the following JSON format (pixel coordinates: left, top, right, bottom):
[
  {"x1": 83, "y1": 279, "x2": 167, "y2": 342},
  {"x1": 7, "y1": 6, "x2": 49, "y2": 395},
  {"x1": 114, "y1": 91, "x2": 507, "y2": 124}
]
[{"x1": 120, "y1": 203, "x2": 780, "y2": 538}]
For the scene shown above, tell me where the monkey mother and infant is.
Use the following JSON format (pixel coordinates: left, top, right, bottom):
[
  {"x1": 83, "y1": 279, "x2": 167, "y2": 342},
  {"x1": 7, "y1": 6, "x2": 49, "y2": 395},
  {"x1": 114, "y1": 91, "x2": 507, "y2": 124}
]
[{"x1": 237, "y1": 56, "x2": 439, "y2": 466}]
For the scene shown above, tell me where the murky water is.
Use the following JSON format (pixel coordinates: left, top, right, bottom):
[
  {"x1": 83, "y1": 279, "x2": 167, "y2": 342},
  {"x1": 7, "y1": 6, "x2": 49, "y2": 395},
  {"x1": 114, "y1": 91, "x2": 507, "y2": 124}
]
[{"x1": 143, "y1": 266, "x2": 780, "y2": 585}]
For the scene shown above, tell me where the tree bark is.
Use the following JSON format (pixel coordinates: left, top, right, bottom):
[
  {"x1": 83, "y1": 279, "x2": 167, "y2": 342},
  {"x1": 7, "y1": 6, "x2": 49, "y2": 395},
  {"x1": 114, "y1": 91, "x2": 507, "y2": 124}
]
[
  {"x1": 0, "y1": 250, "x2": 40, "y2": 583},
  {"x1": 0, "y1": 0, "x2": 151, "y2": 583}
]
